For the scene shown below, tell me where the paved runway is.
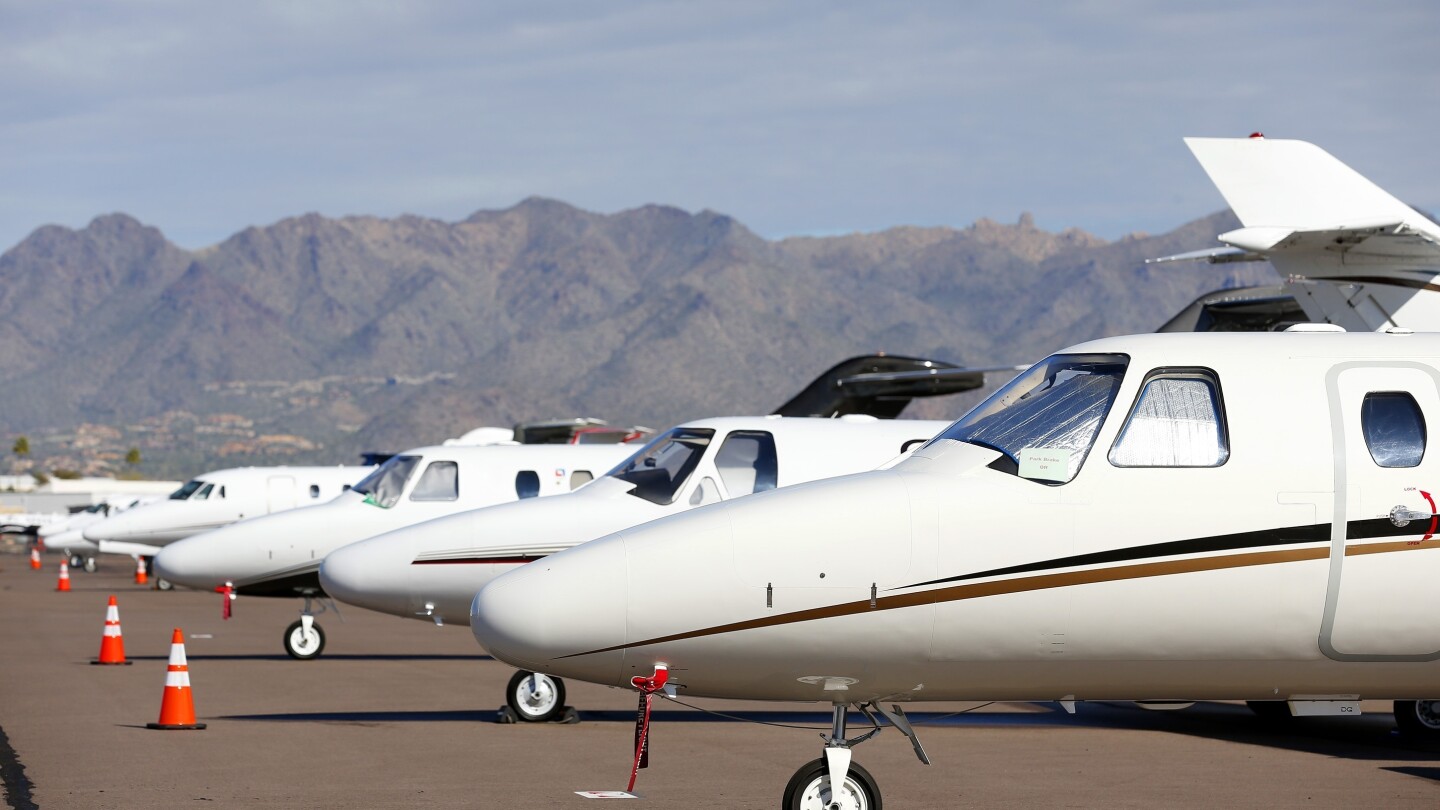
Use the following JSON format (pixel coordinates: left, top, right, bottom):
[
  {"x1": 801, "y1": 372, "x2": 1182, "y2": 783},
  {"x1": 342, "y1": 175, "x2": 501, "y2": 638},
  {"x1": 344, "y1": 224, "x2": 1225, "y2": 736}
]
[{"x1": 2, "y1": 552, "x2": 1438, "y2": 808}]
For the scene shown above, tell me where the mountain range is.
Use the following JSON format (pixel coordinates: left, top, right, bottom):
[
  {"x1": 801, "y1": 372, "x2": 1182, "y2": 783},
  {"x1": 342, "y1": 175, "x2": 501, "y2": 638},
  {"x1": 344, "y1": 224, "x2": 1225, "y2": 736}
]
[{"x1": 0, "y1": 200, "x2": 1272, "y2": 478}]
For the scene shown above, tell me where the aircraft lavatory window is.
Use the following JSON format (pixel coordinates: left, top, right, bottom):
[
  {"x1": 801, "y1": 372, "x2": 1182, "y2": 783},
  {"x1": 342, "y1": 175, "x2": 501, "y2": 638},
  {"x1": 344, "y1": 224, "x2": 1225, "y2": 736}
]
[
  {"x1": 515, "y1": 470, "x2": 541, "y2": 499},
  {"x1": 1362, "y1": 392, "x2": 1427, "y2": 468},
  {"x1": 715, "y1": 431, "x2": 779, "y2": 495},
  {"x1": 1109, "y1": 372, "x2": 1228, "y2": 467},
  {"x1": 569, "y1": 470, "x2": 594, "y2": 490},
  {"x1": 412, "y1": 461, "x2": 460, "y2": 501}
]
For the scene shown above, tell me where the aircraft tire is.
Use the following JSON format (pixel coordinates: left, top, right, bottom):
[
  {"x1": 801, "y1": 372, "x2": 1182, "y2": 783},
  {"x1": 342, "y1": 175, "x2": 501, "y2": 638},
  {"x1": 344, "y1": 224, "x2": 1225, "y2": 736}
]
[
  {"x1": 783, "y1": 758, "x2": 881, "y2": 810},
  {"x1": 283, "y1": 619, "x2": 326, "y2": 660},
  {"x1": 1394, "y1": 700, "x2": 1440, "y2": 738},
  {"x1": 68, "y1": 554, "x2": 84, "y2": 570},
  {"x1": 155, "y1": 577, "x2": 173, "y2": 591},
  {"x1": 82, "y1": 556, "x2": 97, "y2": 573},
  {"x1": 505, "y1": 670, "x2": 566, "y2": 722}
]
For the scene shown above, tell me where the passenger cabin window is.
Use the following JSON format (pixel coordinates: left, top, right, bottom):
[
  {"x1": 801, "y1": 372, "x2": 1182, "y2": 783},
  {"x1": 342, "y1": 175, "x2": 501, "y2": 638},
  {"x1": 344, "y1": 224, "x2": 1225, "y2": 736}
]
[
  {"x1": 1362, "y1": 392, "x2": 1427, "y2": 468},
  {"x1": 352, "y1": 455, "x2": 421, "y2": 509},
  {"x1": 928, "y1": 353, "x2": 1129, "y2": 484},
  {"x1": 412, "y1": 461, "x2": 460, "y2": 501},
  {"x1": 309, "y1": 484, "x2": 321, "y2": 499},
  {"x1": 714, "y1": 431, "x2": 778, "y2": 495},
  {"x1": 569, "y1": 470, "x2": 593, "y2": 490},
  {"x1": 515, "y1": 470, "x2": 541, "y2": 499},
  {"x1": 1109, "y1": 372, "x2": 1228, "y2": 468},
  {"x1": 606, "y1": 428, "x2": 716, "y2": 505}
]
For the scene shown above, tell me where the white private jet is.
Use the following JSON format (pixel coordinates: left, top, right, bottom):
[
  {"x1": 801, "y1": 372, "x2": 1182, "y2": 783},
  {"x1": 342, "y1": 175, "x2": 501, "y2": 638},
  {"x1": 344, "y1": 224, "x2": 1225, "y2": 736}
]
[
  {"x1": 472, "y1": 329, "x2": 1440, "y2": 807},
  {"x1": 37, "y1": 495, "x2": 160, "y2": 571},
  {"x1": 83, "y1": 466, "x2": 372, "y2": 563},
  {"x1": 156, "y1": 355, "x2": 990, "y2": 660},
  {"x1": 320, "y1": 414, "x2": 954, "y2": 720},
  {"x1": 154, "y1": 442, "x2": 638, "y2": 658}
]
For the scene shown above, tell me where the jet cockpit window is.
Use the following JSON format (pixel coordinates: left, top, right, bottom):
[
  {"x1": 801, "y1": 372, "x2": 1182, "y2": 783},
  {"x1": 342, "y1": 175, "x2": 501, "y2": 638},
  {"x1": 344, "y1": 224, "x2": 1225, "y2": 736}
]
[
  {"x1": 411, "y1": 461, "x2": 459, "y2": 501},
  {"x1": 169, "y1": 480, "x2": 203, "y2": 500},
  {"x1": 606, "y1": 428, "x2": 716, "y2": 505},
  {"x1": 715, "y1": 431, "x2": 778, "y2": 495},
  {"x1": 929, "y1": 353, "x2": 1129, "y2": 484},
  {"x1": 352, "y1": 455, "x2": 421, "y2": 509},
  {"x1": 1362, "y1": 392, "x2": 1427, "y2": 468},
  {"x1": 1109, "y1": 371, "x2": 1228, "y2": 468},
  {"x1": 192, "y1": 483, "x2": 215, "y2": 501}
]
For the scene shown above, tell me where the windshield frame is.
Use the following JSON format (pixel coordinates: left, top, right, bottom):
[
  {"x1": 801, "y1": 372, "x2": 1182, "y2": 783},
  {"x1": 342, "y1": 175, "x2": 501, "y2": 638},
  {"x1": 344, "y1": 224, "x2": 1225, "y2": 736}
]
[
  {"x1": 169, "y1": 480, "x2": 203, "y2": 501},
  {"x1": 605, "y1": 427, "x2": 716, "y2": 505},
  {"x1": 927, "y1": 352, "x2": 1129, "y2": 485},
  {"x1": 352, "y1": 455, "x2": 422, "y2": 509}
]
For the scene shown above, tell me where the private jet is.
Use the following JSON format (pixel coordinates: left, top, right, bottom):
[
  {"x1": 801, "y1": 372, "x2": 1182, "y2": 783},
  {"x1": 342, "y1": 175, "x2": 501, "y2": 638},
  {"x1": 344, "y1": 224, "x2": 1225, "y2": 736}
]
[
  {"x1": 37, "y1": 495, "x2": 159, "y2": 571},
  {"x1": 472, "y1": 328, "x2": 1440, "y2": 807},
  {"x1": 84, "y1": 466, "x2": 372, "y2": 564}
]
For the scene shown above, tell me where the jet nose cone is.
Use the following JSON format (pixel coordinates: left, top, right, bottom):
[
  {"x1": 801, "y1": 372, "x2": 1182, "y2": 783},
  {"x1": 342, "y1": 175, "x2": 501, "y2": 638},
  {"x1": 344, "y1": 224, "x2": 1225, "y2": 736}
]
[
  {"x1": 152, "y1": 541, "x2": 199, "y2": 587},
  {"x1": 319, "y1": 534, "x2": 413, "y2": 617},
  {"x1": 471, "y1": 535, "x2": 628, "y2": 685}
]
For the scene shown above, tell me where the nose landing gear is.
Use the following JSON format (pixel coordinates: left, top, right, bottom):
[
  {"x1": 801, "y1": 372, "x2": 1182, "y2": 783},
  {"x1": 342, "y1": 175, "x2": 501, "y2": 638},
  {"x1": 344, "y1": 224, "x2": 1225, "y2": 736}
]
[
  {"x1": 283, "y1": 590, "x2": 339, "y2": 660},
  {"x1": 780, "y1": 702, "x2": 929, "y2": 810}
]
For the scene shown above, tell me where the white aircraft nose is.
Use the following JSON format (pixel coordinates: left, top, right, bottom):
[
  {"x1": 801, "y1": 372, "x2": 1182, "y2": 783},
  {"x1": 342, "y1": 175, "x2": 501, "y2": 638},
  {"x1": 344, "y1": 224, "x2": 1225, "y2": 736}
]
[
  {"x1": 318, "y1": 532, "x2": 414, "y2": 617},
  {"x1": 471, "y1": 534, "x2": 629, "y2": 685}
]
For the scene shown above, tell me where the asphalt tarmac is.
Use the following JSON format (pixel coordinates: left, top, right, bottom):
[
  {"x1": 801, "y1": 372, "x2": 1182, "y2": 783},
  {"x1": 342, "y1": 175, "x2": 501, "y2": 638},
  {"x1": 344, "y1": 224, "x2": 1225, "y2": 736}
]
[{"x1": 2, "y1": 552, "x2": 1439, "y2": 809}]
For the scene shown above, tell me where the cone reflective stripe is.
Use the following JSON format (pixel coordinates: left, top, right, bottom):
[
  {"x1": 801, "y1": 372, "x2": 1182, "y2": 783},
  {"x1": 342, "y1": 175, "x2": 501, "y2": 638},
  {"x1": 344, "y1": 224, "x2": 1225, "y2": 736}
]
[
  {"x1": 146, "y1": 628, "x2": 206, "y2": 730},
  {"x1": 135, "y1": 556, "x2": 148, "y2": 585},
  {"x1": 56, "y1": 561, "x2": 70, "y2": 592},
  {"x1": 92, "y1": 595, "x2": 131, "y2": 665},
  {"x1": 29, "y1": 548, "x2": 40, "y2": 570}
]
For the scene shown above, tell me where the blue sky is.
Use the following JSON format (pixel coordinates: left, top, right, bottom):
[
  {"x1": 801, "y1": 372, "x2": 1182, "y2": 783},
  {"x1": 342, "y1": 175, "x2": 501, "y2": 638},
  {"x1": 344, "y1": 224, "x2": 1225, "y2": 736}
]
[{"x1": 2, "y1": 0, "x2": 1436, "y2": 250}]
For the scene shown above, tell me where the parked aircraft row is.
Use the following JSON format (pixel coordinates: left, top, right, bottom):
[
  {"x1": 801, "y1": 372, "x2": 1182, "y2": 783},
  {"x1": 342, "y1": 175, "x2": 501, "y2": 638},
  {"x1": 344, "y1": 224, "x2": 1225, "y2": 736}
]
[{"x1": 59, "y1": 135, "x2": 1440, "y2": 807}]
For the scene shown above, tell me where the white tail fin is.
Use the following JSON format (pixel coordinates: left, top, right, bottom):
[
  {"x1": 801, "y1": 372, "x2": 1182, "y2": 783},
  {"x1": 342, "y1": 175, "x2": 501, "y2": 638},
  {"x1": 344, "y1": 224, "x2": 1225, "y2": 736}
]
[{"x1": 1185, "y1": 136, "x2": 1440, "y2": 240}]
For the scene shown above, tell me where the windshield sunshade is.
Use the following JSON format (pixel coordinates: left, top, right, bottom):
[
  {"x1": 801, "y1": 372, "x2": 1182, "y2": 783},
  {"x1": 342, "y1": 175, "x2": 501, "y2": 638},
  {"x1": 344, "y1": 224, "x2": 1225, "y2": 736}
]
[
  {"x1": 930, "y1": 353, "x2": 1128, "y2": 484},
  {"x1": 352, "y1": 455, "x2": 421, "y2": 509},
  {"x1": 606, "y1": 428, "x2": 715, "y2": 505}
]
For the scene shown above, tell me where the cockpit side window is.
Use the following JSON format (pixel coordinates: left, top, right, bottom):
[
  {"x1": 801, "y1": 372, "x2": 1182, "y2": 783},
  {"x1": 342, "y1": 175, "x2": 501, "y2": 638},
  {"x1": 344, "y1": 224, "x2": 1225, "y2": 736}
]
[
  {"x1": 216, "y1": 486, "x2": 225, "y2": 499},
  {"x1": 411, "y1": 461, "x2": 459, "y2": 501},
  {"x1": 606, "y1": 427, "x2": 716, "y2": 505},
  {"x1": 928, "y1": 353, "x2": 1129, "y2": 485},
  {"x1": 714, "y1": 431, "x2": 778, "y2": 496},
  {"x1": 352, "y1": 455, "x2": 421, "y2": 509},
  {"x1": 169, "y1": 480, "x2": 202, "y2": 500},
  {"x1": 1109, "y1": 370, "x2": 1228, "y2": 468},
  {"x1": 1362, "y1": 392, "x2": 1427, "y2": 468},
  {"x1": 192, "y1": 483, "x2": 214, "y2": 501}
]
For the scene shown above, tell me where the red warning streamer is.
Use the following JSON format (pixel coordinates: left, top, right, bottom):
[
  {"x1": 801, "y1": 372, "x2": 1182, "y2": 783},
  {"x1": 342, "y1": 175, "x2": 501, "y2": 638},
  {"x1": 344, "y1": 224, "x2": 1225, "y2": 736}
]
[
  {"x1": 626, "y1": 665, "x2": 669, "y2": 793},
  {"x1": 216, "y1": 583, "x2": 235, "y2": 620}
]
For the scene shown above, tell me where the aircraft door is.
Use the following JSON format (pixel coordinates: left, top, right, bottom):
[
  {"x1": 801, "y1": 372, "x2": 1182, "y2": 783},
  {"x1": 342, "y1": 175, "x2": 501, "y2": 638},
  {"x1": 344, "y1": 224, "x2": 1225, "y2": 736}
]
[
  {"x1": 266, "y1": 476, "x2": 298, "y2": 514},
  {"x1": 1322, "y1": 363, "x2": 1440, "y2": 660}
]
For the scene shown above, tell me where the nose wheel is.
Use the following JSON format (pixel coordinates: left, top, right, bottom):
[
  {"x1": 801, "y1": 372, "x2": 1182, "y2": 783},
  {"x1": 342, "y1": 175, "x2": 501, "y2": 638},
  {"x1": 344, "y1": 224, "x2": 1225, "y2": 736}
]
[
  {"x1": 505, "y1": 670, "x2": 567, "y2": 722},
  {"x1": 284, "y1": 617, "x2": 326, "y2": 659},
  {"x1": 783, "y1": 758, "x2": 880, "y2": 810}
]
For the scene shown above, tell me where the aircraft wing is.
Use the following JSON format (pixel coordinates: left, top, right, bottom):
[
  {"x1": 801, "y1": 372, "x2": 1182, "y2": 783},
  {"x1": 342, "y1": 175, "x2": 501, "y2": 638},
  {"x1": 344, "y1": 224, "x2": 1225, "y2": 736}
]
[{"x1": 1147, "y1": 246, "x2": 1266, "y2": 265}]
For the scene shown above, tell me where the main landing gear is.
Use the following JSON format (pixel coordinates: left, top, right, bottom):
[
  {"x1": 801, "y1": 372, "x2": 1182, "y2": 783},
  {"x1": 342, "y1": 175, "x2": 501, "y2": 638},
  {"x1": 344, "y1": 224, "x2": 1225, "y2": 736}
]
[
  {"x1": 283, "y1": 591, "x2": 339, "y2": 660},
  {"x1": 1394, "y1": 700, "x2": 1440, "y2": 738},
  {"x1": 781, "y1": 702, "x2": 930, "y2": 810}
]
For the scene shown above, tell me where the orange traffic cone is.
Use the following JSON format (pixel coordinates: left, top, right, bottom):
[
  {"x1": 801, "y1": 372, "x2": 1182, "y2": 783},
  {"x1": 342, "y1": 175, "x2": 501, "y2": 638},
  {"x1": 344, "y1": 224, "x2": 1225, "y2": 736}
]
[
  {"x1": 29, "y1": 548, "x2": 41, "y2": 570},
  {"x1": 147, "y1": 628, "x2": 206, "y2": 730},
  {"x1": 56, "y1": 560, "x2": 71, "y2": 592},
  {"x1": 92, "y1": 595, "x2": 132, "y2": 665},
  {"x1": 135, "y1": 556, "x2": 148, "y2": 586}
]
